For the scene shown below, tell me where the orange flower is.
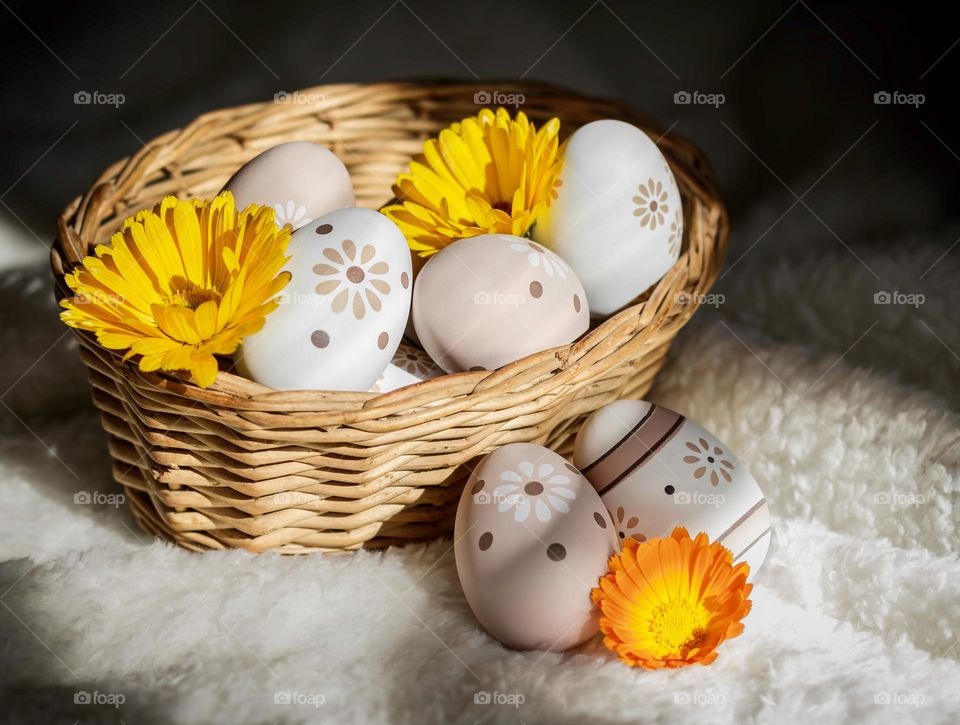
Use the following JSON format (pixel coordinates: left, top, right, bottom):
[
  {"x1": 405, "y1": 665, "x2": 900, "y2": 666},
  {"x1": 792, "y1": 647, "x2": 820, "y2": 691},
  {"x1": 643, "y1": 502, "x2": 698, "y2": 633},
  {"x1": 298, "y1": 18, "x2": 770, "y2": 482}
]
[{"x1": 591, "y1": 527, "x2": 752, "y2": 669}]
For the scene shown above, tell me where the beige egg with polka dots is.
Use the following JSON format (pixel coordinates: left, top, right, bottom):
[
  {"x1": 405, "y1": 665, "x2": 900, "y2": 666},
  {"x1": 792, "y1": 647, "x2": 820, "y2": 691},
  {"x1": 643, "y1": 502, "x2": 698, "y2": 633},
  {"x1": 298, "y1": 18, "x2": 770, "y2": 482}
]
[
  {"x1": 235, "y1": 207, "x2": 412, "y2": 391},
  {"x1": 412, "y1": 234, "x2": 589, "y2": 373},
  {"x1": 454, "y1": 443, "x2": 617, "y2": 652}
]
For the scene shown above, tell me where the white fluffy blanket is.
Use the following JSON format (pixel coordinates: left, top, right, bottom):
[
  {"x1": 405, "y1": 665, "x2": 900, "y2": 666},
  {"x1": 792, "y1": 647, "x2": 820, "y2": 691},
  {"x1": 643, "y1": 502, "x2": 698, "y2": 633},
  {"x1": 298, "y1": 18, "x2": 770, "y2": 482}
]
[{"x1": 1, "y1": 188, "x2": 959, "y2": 724}]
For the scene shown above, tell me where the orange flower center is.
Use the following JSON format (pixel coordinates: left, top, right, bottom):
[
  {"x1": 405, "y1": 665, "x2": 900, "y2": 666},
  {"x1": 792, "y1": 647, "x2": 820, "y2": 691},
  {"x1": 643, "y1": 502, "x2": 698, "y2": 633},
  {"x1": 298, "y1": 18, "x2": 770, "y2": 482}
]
[
  {"x1": 648, "y1": 599, "x2": 710, "y2": 652},
  {"x1": 164, "y1": 281, "x2": 222, "y2": 310}
]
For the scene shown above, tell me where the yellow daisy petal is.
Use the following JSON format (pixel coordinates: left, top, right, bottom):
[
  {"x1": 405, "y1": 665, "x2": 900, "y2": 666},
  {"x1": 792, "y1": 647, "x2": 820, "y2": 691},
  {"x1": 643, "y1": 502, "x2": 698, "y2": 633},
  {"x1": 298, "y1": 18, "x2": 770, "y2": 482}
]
[{"x1": 58, "y1": 191, "x2": 291, "y2": 389}]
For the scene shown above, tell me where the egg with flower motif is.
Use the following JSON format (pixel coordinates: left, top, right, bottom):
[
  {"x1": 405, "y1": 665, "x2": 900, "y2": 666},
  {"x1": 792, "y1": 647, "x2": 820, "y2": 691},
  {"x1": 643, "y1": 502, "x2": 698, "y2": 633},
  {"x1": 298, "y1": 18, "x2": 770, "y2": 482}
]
[
  {"x1": 235, "y1": 207, "x2": 412, "y2": 391},
  {"x1": 370, "y1": 343, "x2": 445, "y2": 393},
  {"x1": 454, "y1": 443, "x2": 617, "y2": 651},
  {"x1": 573, "y1": 400, "x2": 771, "y2": 574},
  {"x1": 413, "y1": 234, "x2": 589, "y2": 373},
  {"x1": 532, "y1": 120, "x2": 683, "y2": 316},
  {"x1": 222, "y1": 141, "x2": 355, "y2": 230}
]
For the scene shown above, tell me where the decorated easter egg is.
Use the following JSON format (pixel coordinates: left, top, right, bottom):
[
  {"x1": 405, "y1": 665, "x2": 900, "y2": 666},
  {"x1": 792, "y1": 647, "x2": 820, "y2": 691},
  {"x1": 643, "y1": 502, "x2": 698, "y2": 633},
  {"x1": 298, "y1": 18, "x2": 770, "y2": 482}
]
[
  {"x1": 532, "y1": 120, "x2": 683, "y2": 316},
  {"x1": 413, "y1": 234, "x2": 589, "y2": 373},
  {"x1": 454, "y1": 443, "x2": 617, "y2": 651},
  {"x1": 370, "y1": 343, "x2": 445, "y2": 393},
  {"x1": 222, "y1": 142, "x2": 355, "y2": 230},
  {"x1": 235, "y1": 207, "x2": 412, "y2": 391},
  {"x1": 573, "y1": 400, "x2": 771, "y2": 574}
]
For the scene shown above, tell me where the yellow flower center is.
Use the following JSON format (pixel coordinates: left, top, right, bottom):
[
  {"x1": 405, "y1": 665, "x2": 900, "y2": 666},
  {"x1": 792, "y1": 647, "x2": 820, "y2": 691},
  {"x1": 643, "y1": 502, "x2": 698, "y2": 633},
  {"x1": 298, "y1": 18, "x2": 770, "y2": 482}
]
[
  {"x1": 649, "y1": 599, "x2": 710, "y2": 652},
  {"x1": 164, "y1": 281, "x2": 222, "y2": 310}
]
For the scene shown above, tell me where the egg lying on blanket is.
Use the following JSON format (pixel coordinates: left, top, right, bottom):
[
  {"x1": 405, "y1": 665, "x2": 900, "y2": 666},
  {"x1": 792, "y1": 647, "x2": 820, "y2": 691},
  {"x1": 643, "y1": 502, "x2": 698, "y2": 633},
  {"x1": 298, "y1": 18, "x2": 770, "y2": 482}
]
[
  {"x1": 532, "y1": 120, "x2": 683, "y2": 316},
  {"x1": 370, "y1": 343, "x2": 445, "y2": 393},
  {"x1": 222, "y1": 141, "x2": 355, "y2": 230},
  {"x1": 412, "y1": 234, "x2": 589, "y2": 373},
  {"x1": 455, "y1": 443, "x2": 617, "y2": 651},
  {"x1": 573, "y1": 400, "x2": 771, "y2": 574},
  {"x1": 235, "y1": 207, "x2": 412, "y2": 391}
]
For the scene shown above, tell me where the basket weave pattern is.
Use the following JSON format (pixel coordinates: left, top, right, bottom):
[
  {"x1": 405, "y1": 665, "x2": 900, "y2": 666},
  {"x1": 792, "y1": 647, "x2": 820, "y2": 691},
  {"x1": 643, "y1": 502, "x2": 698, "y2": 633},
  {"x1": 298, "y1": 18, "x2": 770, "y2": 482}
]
[{"x1": 50, "y1": 82, "x2": 728, "y2": 553}]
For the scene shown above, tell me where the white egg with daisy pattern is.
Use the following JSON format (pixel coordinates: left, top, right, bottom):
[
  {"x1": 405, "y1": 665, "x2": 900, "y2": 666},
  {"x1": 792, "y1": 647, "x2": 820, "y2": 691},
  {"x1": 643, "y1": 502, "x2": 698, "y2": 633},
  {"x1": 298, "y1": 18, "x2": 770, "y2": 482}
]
[
  {"x1": 532, "y1": 119, "x2": 683, "y2": 317},
  {"x1": 235, "y1": 207, "x2": 412, "y2": 391}
]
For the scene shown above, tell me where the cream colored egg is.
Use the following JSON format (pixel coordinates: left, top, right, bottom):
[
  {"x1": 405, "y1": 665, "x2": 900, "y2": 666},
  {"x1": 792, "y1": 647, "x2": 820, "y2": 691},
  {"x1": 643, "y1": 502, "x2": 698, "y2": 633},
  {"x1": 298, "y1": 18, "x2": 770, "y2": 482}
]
[
  {"x1": 454, "y1": 443, "x2": 617, "y2": 651},
  {"x1": 532, "y1": 120, "x2": 682, "y2": 316},
  {"x1": 573, "y1": 399, "x2": 771, "y2": 575},
  {"x1": 412, "y1": 234, "x2": 589, "y2": 373},
  {"x1": 235, "y1": 207, "x2": 411, "y2": 391},
  {"x1": 222, "y1": 141, "x2": 355, "y2": 230}
]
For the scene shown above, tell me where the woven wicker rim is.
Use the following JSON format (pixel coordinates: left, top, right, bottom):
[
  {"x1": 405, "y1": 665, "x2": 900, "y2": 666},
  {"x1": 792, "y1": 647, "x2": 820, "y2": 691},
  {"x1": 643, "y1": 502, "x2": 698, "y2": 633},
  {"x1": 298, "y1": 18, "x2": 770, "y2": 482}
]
[{"x1": 51, "y1": 81, "x2": 727, "y2": 415}]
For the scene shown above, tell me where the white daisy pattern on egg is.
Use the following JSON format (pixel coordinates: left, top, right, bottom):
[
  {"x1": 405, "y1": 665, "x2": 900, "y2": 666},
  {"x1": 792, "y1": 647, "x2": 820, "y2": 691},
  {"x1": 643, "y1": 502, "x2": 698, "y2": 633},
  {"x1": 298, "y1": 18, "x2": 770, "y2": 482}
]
[
  {"x1": 667, "y1": 206, "x2": 682, "y2": 257},
  {"x1": 493, "y1": 461, "x2": 577, "y2": 523},
  {"x1": 273, "y1": 200, "x2": 308, "y2": 228},
  {"x1": 509, "y1": 240, "x2": 568, "y2": 279}
]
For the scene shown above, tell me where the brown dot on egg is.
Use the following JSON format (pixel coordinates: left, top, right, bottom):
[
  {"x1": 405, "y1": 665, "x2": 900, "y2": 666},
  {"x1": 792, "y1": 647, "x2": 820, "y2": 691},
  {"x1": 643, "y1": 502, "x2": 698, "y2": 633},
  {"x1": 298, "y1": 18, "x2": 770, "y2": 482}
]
[
  {"x1": 378, "y1": 332, "x2": 389, "y2": 350},
  {"x1": 523, "y1": 481, "x2": 544, "y2": 496},
  {"x1": 573, "y1": 294, "x2": 581, "y2": 313},
  {"x1": 401, "y1": 271, "x2": 410, "y2": 289},
  {"x1": 310, "y1": 330, "x2": 330, "y2": 348},
  {"x1": 529, "y1": 281, "x2": 543, "y2": 299},
  {"x1": 316, "y1": 223, "x2": 333, "y2": 235},
  {"x1": 346, "y1": 266, "x2": 365, "y2": 283},
  {"x1": 471, "y1": 479, "x2": 485, "y2": 495},
  {"x1": 664, "y1": 484, "x2": 675, "y2": 495},
  {"x1": 593, "y1": 512, "x2": 607, "y2": 529},
  {"x1": 479, "y1": 532, "x2": 493, "y2": 551},
  {"x1": 546, "y1": 543, "x2": 566, "y2": 561},
  {"x1": 618, "y1": 531, "x2": 625, "y2": 539}
]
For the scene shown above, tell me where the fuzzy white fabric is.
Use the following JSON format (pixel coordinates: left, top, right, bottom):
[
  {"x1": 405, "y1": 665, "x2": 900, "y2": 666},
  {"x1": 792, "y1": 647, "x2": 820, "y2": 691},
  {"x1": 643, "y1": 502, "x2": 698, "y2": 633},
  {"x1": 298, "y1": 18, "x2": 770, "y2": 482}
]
[{"x1": 1, "y1": 193, "x2": 959, "y2": 724}]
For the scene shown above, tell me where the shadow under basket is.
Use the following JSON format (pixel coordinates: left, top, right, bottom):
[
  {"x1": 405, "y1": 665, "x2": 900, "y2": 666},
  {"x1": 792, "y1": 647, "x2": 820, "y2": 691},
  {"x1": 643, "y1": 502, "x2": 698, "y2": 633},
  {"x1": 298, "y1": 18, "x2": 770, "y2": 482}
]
[{"x1": 50, "y1": 81, "x2": 729, "y2": 553}]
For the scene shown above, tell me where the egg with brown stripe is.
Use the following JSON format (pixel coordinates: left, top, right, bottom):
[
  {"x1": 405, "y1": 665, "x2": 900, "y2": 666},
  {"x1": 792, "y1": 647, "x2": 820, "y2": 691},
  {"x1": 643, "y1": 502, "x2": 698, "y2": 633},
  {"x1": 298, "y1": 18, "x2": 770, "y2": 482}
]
[
  {"x1": 573, "y1": 400, "x2": 772, "y2": 575},
  {"x1": 454, "y1": 443, "x2": 617, "y2": 651}
]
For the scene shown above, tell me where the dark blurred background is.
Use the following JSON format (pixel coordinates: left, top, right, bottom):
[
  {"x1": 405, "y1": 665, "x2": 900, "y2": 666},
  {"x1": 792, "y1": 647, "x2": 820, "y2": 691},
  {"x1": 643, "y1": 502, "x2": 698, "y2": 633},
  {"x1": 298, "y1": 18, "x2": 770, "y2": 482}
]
[{"x1": 1, "y1": 0, "x2": 957, "y2": 265}]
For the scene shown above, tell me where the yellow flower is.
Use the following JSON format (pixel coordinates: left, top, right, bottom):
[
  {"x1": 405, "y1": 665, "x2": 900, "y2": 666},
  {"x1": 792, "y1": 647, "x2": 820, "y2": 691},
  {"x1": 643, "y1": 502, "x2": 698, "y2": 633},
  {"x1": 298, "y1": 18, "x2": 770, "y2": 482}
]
[
  {"x1": 591, "y1": 527, "x2": 753, "y2": 669},
  {"x1": 382, "y1": 108, "x2": 562, "y2": 257},
  {"x1": 59, "y1": 192, "x2": 291, "y2": 388}
]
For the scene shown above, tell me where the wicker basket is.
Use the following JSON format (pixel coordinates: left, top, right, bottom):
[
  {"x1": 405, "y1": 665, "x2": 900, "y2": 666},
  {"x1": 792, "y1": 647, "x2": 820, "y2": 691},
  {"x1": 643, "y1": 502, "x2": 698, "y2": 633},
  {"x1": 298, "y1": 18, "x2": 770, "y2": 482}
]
[{"x1": 50, "y1": 81, "x2": 728, "y2": 553}]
